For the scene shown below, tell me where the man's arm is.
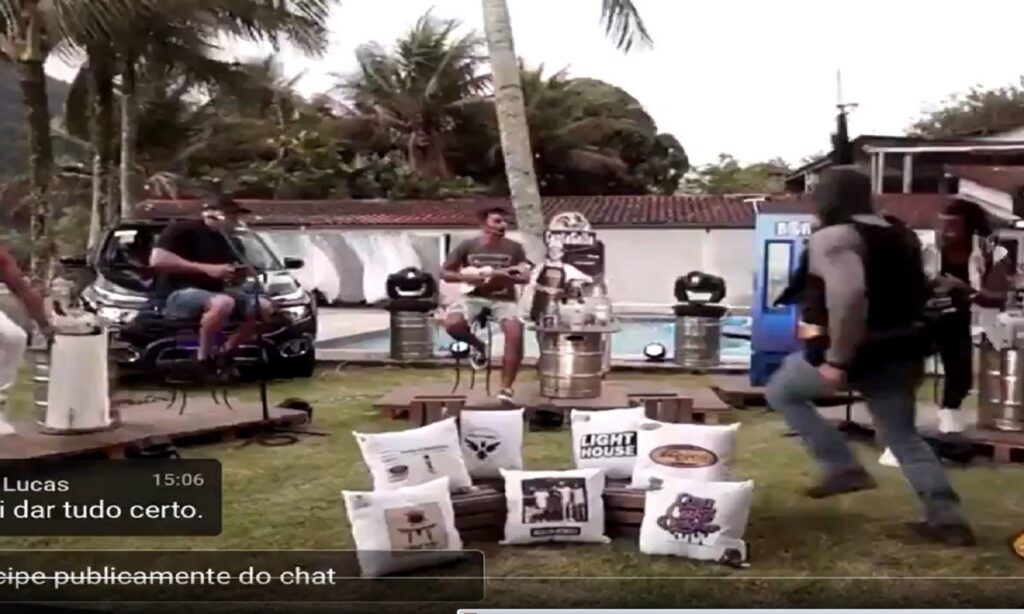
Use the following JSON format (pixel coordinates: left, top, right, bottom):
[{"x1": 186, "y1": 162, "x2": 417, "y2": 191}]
[
  {"x1": 149, "y1": 247, "x2": 217, "y2": 276},
  {"x1": 149, "y1": 223, "x2": 222, "y2": 278},
  {"x1": 808, "y1": 227, "x2": 868, "y2": 369},
  {"x1": 440, "y1": 242, "x2": 478, "y2": 283},
  {"x1": 508, "y1": 242, "x2": 532, "y2": 284},
  {"x1": 0, "y1": 249, "x2": 50, "y2": 331}
]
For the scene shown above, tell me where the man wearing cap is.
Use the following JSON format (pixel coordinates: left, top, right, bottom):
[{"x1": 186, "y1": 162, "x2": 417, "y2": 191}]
[{"x1": 149, "y1": 194, "x2": 272, "y2": 373}]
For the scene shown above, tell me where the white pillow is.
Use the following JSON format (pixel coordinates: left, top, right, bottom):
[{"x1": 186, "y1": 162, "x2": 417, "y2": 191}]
[
  {"x1": 342, "y1": 477, "x2": 464, "y2": 577},
  {"x1": 630, "y1": 420, "x2": 740, "y2": 489},
  {"x1": 354, "y1": 417, "x2": 473, "y2": 491},
  {"x1": 571, "y1": 407, "x2": 644, "y2": 479},
  {"x1": 639, "y1": 477, "x2": 754, "y2": 566},
  {"x1": 500, "y1": 468, "x2": 609, "y2": 545},
  {"x1": 460, "y1": 409, "x2": 525, "y2": 478}
]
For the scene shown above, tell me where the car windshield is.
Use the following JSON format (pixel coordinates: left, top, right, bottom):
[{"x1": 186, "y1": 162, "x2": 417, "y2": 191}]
[{"x1": 101, "y1": 225, "x2": 282, "y2": 271}]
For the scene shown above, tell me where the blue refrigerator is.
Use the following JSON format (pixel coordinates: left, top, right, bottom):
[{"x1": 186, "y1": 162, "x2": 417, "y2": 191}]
[{"x1": 750, "y1": 213, "x2": 816, "y2": 386}]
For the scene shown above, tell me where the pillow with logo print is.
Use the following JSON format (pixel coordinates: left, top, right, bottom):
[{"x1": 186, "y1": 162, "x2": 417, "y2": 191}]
[
  {"x1": 571, "y1": 407, "x2": 645, "y2": 479},
  {"x1": 499, "y1": 467, "x2": 610, "y2": 545},
  {"x1": 630, "y1": 420, "x2": 740, "y2": 488},
  {"x1": 459, "y1": 409, "x2": 525, "y2": 479},
  {"x1": 343, "y1": 476, "x2": 464, "y2": 577},
  {"x1": 639, "y1": 477, "x2": 754, "y2": 567},
  {"x1": 354, "y1": 417, "x2": 473, "y2": 492}
]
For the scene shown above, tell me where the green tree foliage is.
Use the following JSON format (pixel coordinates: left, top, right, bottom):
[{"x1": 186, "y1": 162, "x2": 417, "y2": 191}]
[
  {"x1": 908, "y1": 78, "x2": 1024, "y2": 137},
  {"x1": 686, "y1": 153, "x2": 790, "y2": 195}
]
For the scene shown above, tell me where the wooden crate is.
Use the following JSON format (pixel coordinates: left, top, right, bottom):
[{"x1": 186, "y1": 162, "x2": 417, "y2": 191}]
[
  {"x1": 603, "y1": 478, "x2": 644, "y2": 538},
  {"x1": 453, "y1": 483, "x2": 506, "y2": 543}
]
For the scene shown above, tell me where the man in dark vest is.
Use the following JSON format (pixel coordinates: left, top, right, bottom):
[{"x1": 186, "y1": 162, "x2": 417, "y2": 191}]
[{"x1": 765, "y1": 166, "x2": 975, "y2": 547}]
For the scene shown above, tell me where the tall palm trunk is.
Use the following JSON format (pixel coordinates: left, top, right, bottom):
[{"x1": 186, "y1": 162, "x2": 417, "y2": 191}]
[
  {"x1": 119, "y1": 55, "x2": 138, "y2": 219},
  {"x1": 480, "y1": 0, "x2": 546, "y2": 264},
  {"x1": 17, "y1": 58, "x2": 54, "y2": 280},
  {"x1": 86, "y1": 50, "x2": 115, "y2": 248}
]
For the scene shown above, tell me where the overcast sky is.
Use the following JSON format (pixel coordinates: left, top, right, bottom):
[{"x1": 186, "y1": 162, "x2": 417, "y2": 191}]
[{"x1": 46, "y1": 0, "x2": 1024, "y2": 167}]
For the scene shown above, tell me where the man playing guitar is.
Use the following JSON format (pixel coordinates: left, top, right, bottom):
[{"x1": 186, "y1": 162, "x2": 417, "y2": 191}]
[{"x1": 442, "y1": 207, "x2": 531, "y2": 402}]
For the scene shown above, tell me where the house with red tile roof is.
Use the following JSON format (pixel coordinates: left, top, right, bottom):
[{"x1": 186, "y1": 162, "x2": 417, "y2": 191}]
[{"x1": 136, "y1": 193, "x2": 956, "y2": 308}]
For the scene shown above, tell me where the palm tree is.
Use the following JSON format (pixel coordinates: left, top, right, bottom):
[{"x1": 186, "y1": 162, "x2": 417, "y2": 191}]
[
  {"x1": 480, "y1": 0, "x2": 651, "y2": 262},
  {"x1": 0, "y1": 0, "x2": 155, "y2": 279},
  {"x1": 336, "y1": 11, "x2": 490, "y2": 179},
  {"x1": 62, "y1": 0, "x2": 332, "y2": 245}
]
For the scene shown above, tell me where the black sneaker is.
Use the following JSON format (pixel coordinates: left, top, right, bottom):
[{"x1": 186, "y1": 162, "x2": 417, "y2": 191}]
[
  {"x1": 905, "y1": 521, "x2": 977, "y2": 547},
  {"x1": 804, "y1": 468, "x2": 878, "y2": 499},
  {"x1": 469, "y1": 348, "x2": 489, "y2": 371}
]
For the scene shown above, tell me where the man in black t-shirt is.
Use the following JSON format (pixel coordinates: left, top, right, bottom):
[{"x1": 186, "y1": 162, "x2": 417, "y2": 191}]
[{"x1": 149, "y1": 194, "x2": 272, "y2": 369}]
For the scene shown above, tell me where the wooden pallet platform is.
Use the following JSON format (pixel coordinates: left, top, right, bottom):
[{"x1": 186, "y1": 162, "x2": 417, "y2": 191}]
[
  {"x1": 451, "y1": 478, "x2": 648, "y2": 542},
  {"x1": 710, "y1": 374, "x2": 862, "y2": 409},
  {"x1": 821, "y1": 403, "x2": 1024, "y2": 464},
  {"x1": 375, "y1": 380, "x2": 732, "y2": 427},
  {"x1": 0, "y1": 397, "x2": 310, "y2": 461}
]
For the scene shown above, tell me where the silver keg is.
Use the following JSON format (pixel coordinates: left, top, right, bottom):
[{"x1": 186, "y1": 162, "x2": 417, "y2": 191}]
[
  {"x1": 977, "y1": 342, "x2": 1024, "y2": 432},
  {"x1": 389, "y1": 310, "x2": 434, "y2": 360},
  {"x1": 27, "y1": 325, "x2": 120, "y2": 431},
  {"x1": 537, "y1": 332, "x2": 604, "y2": 398}
]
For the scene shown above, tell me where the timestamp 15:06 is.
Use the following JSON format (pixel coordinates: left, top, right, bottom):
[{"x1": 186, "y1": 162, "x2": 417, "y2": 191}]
[{"x1": 153, "y1": 474, "x2": 206, "y2": 487}]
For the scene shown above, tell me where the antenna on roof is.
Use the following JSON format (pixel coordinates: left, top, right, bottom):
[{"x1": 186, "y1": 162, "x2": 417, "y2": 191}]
[{"x1": 832, "y1": 69, "x2": 858, "y2": 165}]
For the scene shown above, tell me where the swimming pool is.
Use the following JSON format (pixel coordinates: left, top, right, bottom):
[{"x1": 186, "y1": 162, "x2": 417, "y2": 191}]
[{"x1": 320, "y1": 315, "x2": 752, "y2": 364}]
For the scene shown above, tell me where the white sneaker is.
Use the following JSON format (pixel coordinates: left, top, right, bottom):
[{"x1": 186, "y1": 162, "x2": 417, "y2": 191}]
[
  {"x1": 878, "y1": 448, "x2": 899, "y2": 467},
  {"x1": 937, "y1": 408, "x2": 966, "y2": 434}
]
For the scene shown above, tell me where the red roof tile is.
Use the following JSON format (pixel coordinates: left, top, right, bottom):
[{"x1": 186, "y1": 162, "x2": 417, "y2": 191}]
[
  {"x1": 760, "y1": 193, "x2": 954, "y2": 228},
  {"x1": 946, "y1": 165, "x2": 1024, "y2": 194},
  {"x1": 135, "y1": 192, "x2": 952, "y2": 230},
  {"x1": 135, "y1": 195, "x2": 760, "y2": 228}
]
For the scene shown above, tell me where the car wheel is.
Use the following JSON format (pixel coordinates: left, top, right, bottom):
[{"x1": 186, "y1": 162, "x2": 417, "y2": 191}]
[{"x1": 288, "y1": 351, "x2": 316, "y2": 378}]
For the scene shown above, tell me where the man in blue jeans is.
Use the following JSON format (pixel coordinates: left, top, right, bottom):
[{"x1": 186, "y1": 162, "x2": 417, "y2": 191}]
[
  {"x1": 766, "y1": 166, "x2": 975, "y2": 547},
  {"x1": 149, "y1": 194, "x2": 273, "y2": 374}
]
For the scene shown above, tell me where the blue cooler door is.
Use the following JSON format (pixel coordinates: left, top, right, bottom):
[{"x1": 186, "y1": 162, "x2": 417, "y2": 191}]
[{"x1": 750, "y1": 214, "x2": 813, "y2": 386}]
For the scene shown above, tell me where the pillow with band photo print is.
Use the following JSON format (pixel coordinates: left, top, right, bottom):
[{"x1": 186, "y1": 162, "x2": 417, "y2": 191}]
[
  {"x1": 639, "y1": 477, "x2": 754, "y2": 567},
  {"x1": 342, "y1": 477, "x2": 464, "y2": 577},
  {"x1": 571, "y1": 406, "x2": 645, "y2": 480},
  {"x1": 630, "y1": 421, "x2": 740, "y2": 489},
  {"x1": 500, "y1": 468, "x2": 610, "y2": 546},
  {"x1": 459, "y1": 409, "x2": 525, "y2": 479},
  {"x1": 354, "y1": 417, "x2": 473, "y2": 492}
]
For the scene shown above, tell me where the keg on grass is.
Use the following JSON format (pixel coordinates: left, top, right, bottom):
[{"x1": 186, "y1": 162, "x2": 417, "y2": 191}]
[
  {"x1": 977, "y1": 341, "x2": 1024, "y2": 432},
  {"x1": 537, "y1": 331, "x2": 604, "y2": 398},
  {"x1": 672, "y1": 272, "x2": 728, "y2": 369},
  {"x1": 32, "y1": 316, "x2": 114, "y2": 434},
  {"x1": 384, "y1": 268, "x2": 438, "y2": 361}
]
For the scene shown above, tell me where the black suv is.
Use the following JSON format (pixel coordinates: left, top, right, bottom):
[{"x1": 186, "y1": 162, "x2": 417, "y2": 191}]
[{"x1": 67, "y1": 220, "x2": 318, "y2": 378}]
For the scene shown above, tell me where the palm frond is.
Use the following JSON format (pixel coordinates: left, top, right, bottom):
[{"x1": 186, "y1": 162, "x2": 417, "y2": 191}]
[{"x1": 599, "y1": 0, "x2": 652, "y2": 52}]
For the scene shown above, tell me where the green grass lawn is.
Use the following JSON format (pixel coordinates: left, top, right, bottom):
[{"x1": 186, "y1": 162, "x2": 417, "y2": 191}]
[{"x1": 2, "y1": 367, "x2": 1023, "y2": 611}]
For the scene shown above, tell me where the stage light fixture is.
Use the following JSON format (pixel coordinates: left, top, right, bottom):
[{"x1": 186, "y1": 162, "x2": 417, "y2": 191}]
[
  {"x1": 643, "y1": 342, "x2": 667, "y2": 362},
  {"x1": 449, "y1": 340, "x2": 471, "y2": 359}
]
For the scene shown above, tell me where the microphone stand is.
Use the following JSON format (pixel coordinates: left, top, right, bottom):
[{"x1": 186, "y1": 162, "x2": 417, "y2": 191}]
[
  {"x1": 218, "y1": 226, "x2": 326, "y2": 446},
  {"x1": 217, "y1": 227, "x2": 270, "y2": 420}
]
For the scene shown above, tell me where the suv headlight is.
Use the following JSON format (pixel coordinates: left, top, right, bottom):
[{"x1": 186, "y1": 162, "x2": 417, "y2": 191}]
[{"x1": 96, "y1": 306, "x2": 140, "y2": 326}]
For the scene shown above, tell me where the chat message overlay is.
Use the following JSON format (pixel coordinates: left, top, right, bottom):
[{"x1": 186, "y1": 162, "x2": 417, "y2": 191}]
[
  {"x1": 0, "y1": 550, "x2": 485, "y2": 603},
  {"x1": 0, "y1": 460, "x2": 221, "y2": 536}
]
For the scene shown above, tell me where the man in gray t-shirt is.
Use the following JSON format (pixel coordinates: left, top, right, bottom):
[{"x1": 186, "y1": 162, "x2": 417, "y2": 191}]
[{"x1": 441, "y1": 207, "x2": 531, "y2": 402}]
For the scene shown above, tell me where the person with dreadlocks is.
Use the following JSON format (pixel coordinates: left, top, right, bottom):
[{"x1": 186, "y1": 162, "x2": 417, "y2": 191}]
[{"x1": 765, "y1": 166, "x2": 975, "y2": 547}]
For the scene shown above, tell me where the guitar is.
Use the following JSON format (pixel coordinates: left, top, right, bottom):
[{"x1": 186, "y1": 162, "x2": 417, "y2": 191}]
[{"x1": 457, "y1": 265, "x2": 529, "y2": 295}]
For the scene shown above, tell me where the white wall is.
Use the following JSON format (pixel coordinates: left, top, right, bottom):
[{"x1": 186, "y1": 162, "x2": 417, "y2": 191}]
[{"x1": 257, "y1": 226, "x2": 790, "y2": 310}]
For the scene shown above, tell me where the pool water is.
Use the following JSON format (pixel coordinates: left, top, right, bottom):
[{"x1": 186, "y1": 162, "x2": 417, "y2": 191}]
[{"x1": 328, "y1": 315, "x2": 752, "y2": 363}]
